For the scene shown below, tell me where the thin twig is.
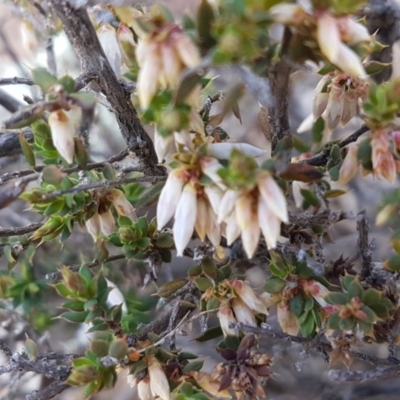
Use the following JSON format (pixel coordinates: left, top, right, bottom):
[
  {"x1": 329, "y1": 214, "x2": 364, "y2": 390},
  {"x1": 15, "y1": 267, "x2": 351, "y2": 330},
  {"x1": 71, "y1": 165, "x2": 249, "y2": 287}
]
[
  {"x1": 26, "y1": 381, "x2": 70, "y2": 400},
  {"x1": 357, "y1": 210, "x2": 372, "y2": 280},
  {"x1": 0, "y1": 222, "x2": 43, "y2": 238},
  {"x1": 0, "y1": 77, "x2": 35, "y2": 86}
]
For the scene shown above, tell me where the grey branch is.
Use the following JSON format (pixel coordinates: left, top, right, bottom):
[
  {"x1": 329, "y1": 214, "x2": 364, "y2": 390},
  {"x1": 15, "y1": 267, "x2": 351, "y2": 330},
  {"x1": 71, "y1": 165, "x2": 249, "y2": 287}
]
[
  {"x1": 26, "y1": 381, "x2": 70, "y2": 400},
  {"x1": 357, "y1": 210, "x2": 373, "y2": 280},
  {"x1": 0, "y1": 77, "x2": 34, "y2": 86},
  {"x1": 329, "y1": 366, "x2": 400, "y2": 382},
  {"x1": 48, "y1": 0, "x2": 164, "y2": 176},
  {"x1": 0, "y1": 128, "x2": 33, "y2": 158},
  {"x1": 0, "y1": 88, "x2": 23, "y2": 113},
  {"x1": 0, "y1": 222, "x2": 43, "y2": 238}
]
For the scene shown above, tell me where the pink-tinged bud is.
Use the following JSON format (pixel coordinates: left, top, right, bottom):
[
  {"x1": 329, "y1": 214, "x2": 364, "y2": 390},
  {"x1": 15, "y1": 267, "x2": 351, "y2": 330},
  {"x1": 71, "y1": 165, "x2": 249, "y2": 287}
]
[
  {"x1": 301, "y1": 280, "x2": 329, "y2": 307},
  {"x1": 258, "y1": 194, "x2": 281, "y2": 249},
  {"x1": 136, "y1": 41, "x2": 162, "y2": 108},
  {"x1": 97, "y1": 24, "x2": 122, "y2": 75},
  {"x1": 174, "y1": 32, "x2": 201, "y2": 68},
  {"x1": 160, "y1": 44, "x2": 182, "y2": 87},
  {"x1": 338, "y1": 17, "x2": 371, "y2": 44},
  {"x1": 231, "y1": 279, "x2": 268, "y2": 315},
  {"x1": 235, "y1": 194, "x2": 260, "y2": 258},
  {"x1": 200, "y1": 157, "x2": 226, "y2": 189},
  {"x1": 354, "y1": 310, "x2": 368, "y2": 320},
  {"x1": 204, "y1": 185, "x2": 223, "y2": 215},
  {"x1": 375, "y1": 152, "x2": 397, "y2": 183},
  {"x1": 190, "y1": 372, "x2": 231, "y2": 398},
  {"x1": 334, "y1": 43, "x2": 366, "y2": 78},
  {"x1": 48, "y1": 110, "x2": 75, "y2": 164},
  {"x1": 257, "y1": 173, "x2": 288, "y2": 223},
  {"x1": 85, "y1": 213, "x2": 101, "y2": 240},
  {"x1": 317, "y1": 14, "x2": 341, "y2": 66},
  {"x1": 269, "y1": 4, "x2": 307, "y2": 25},
  {"x1": 111, "y1": 189, "x2": 137, "y2": 221},
  {"x1": 117, "y1": 24, "x2": 136, "y2": 65},
  {"x1": 218, "y1": 189, "x2": 240, "y2": 223},
  {"x1": 339, "y1": 143, "x2": 359, "y2": 185},
  {"x1": 392, "y1": 131, "x2": 400, "y2": 151},
  {"x1": 99, "y1": 209, "x2": 116, "y2": 236},
  {"x1": 148, "y1": 358, "x2": 170, "y2": 400},
  {"x1": 195, "y1": 196, "x2": 208, "y2": 241},
  {"x1": 231, "y1": 297, "x2": 257, "y2": 326},
  {"x1": 154, "y1": 129, "x2": 174, "y2": 163},
  {"x1": 339, "y1": 308, "x2": 352, "y2": 318},
  {"x1": 21, "y1": 20, "x2": 37, "y2": 53},
  {"x1": 224, "y1": 211, "x2": 241, "y2": 246},
  {"x1": 217, "y1": 302, "x2": 237, "y2": 336},
  {"x1": 157, "y1": 169, "x2": 186, "y2": 230},
  {"x1": 209, "y1": 142, "x2": 266, "y2": 159},
  {"x1": 137, "y1": 378, "x2": 152, "y2": 400},
  {"x1": 277, "y1": 304, "x2": 299, "y2": 335},
  {"x1": 173, "y1": 182, "x2": 197, "y2": 256}
]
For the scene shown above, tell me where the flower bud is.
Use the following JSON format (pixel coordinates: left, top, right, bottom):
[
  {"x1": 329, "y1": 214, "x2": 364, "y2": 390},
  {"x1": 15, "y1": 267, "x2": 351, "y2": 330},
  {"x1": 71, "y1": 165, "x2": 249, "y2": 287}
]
[
  {"x1": 339, "y1": 143, "x2": 359, "y2": 185},
  {"x1": 137, "y1": 378, "x2": 152, "y2": 400},
  {"x1": 277, "y1": 304, "x2": 299, "y2": 335},
  {"x1": 48, "y1": 110, "x2": 75, "y2": 164},
  {"x1": 231, "y1": 297, "x2": 257, "y2": 326}
]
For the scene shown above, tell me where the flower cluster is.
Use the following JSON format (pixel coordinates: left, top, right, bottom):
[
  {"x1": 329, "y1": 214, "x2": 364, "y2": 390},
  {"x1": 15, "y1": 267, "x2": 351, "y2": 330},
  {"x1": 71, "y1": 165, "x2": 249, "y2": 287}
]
[
  {"x1": 270, "y1": 4, "x2": 371, "y2": 77},
  {"x1": 202, "y1": 279, "x2": 268, "y2": 336},
  {"x1": 133, "y1": 15, "x2": 200, "y2": 108},
  {"x1": 85, "y1": 189, "x2": 137, "y2": 241},
  {"x1": 313, "y1": 72, "x2": 370, "y2": 131}
]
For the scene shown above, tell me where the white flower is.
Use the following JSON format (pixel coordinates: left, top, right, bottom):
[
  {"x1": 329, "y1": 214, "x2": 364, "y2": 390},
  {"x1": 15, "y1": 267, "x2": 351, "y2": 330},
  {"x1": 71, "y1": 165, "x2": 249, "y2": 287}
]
[
  {"x1": 154, "y1": 129, "x2": 174, "y2": 163},
  {"x1": 231, "y1": 279, "x2": 268, "y2": 315},
  {"x1": 217, "y1": 189, "x2": 240, "y2": 223},
  {"x1": 111, "y1": 189, "x2": 137, "y2": 221},
  {"x1": 137, "y1": 378, "x2": 152, "y2": 400},
  {"x1": 85, "y1": 213, "x2": 101, "y2": 240},
  {"x1": 258, "y1": 194, "x2": 281, "y2": 249},
  {"x1": 157, "y1": 169, "x2": 186, "y2": 230},
  {"x1": 48, "y1": 110, "x2": 75, "y2": 164},
  {"x1": 218, "y1": 301, "x2": 237, "y2": 336},
  {"x1": 231, "y1": 297, "x2": 257, "y2": 326},
  {"x1": 148, "y1": 358, "x2": 170, "y2": 400},
  {"x1": 97, "y1": 24, "x2": 122, "y2": 75},
  {"x1": 209, "y1": 142, "x2": 266, "y2": 159},
  {"x1": 99, "y1": 209, "x2": 116, "y2": 236},
  {"x1": 173, "y1": 182, "x2": 197, "y2": 256}
]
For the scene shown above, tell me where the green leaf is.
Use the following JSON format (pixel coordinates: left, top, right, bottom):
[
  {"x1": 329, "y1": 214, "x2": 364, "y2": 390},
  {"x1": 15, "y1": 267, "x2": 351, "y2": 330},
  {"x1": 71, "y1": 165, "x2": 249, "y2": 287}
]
[
  {"x1": 327, "y1": 311, "x2": 340, "y2": 330},
  {"x1": 347, "y1": 278, "x2": 364, "y2": 299},
  {"x1": 264, "y1": 277, "x2": 286, "y2": 294},
  {"x1": 361, "y1": 289, "x2": 381, "y2": 310},
  {"x1": 195, "y1": 326, "x2": 223, "y2": 342},
  {"x1": 155, "y1": 232, "x2": 174, "y2": 248},
  {"x1": 62, "y1": 299, "x2": 85, "y2": 311},
  {"x1": 19, "y1": 132, "x2": 36, "y2": 167},
  {"x1": 69, "y1": 92, "x2": 96, "y2": 110},
  {"x1": 194, "y1": 277, "x2": 213, "y2": 292},
  {"x1": 268, "y1": 262, "x2": 287, "y2": 279},
  {"x1": 385, "y1": 254, "x2": 400, "y2": 271},
  {"x1": 58, "y1": 75, "x2": 76, "y2": 93},
  {"x1": 156, "y1": 279, "x2": 187, "y2": 298},
  {"x1": 290, "y1": 293, "x2": 305, "y2": 318},
  {"x1": 201, "y1": 257, "x2": 218, "y2": 282},
  {"x1": 300, "y1": 312, "x2": 315, "y2": 338},
  {"x1": 312, "y1": 117, "x2": 325, "y2": 143},
  {"x1": 197, "y1": 0, "x2": 216, "y2": 49},
  {"x1": 159, "y1": 248, "x2": 172, "y2": 263},
  {"x1": 300, "y1": 189, "x2": 319, "y2": 207},
  {"x1": 339, "y1": 317, "x2": 356, "y2": 331},
  {"x1": 325, "y1": 292, "x2": 348, "y2": 305},
  {"x1": 182, "y1": 360, "x2": 204, "y2": 373},
  {"x1": 59, "y1": 311, "x2": 89, "y2": 323},
  {"x1": 32, "y1": 67, "x2": 58, "y2": 92}
]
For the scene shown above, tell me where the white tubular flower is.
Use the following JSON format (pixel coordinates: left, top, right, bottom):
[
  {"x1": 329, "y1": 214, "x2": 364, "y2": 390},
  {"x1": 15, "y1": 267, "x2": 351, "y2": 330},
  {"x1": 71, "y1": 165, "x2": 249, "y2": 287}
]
[
  {"x1": 190, "y1": 372, "x2": 231, "y2": 399},
  {"x1": 110, "y1": 189, "x2": 137, "y2": 221},
  {"x1": 258, "y1": 194, "x2": 281, "y2": 249},
  {"x1": 136, "y1": 42, "x2": 162, "y2": 108},
  {"x1": 269, "y1": 3, "x2": 307, "y2": 25},
  {"x1": 209, "y1": 142, "x2": 266, "y2": 159},
  {"x1": 235, "y1": 194, "x2": 260, "y2": 258},
  {"x1": 338, "y1": 17, "x2": 371, "y2": 44},
  {"x1": 48, "y1": 110, "x2": 75, "y2": 164},
  {"x1": 317, "y1": 14, "x2": 341, "y2": 66},
  {"x1": 231, "y1": 279, "x2": 268, "y2": 315},
  {"x1": 157, "y1": 169, "x2": 186, "y2": 230},
  {"x1": 195, "y1": 196, "x2": 208, "y2": 241},
  {"x1": 97, "y1": 23, "x2": 122, "y2": 75},
  {"x1": 160, "y1": 44, "x2": 182, "y2": 87},
  {"x1": 137, "y1": 378, "x2": 152, "y2": 400},
  {"x1": 173, "y1": 182, "x2": 197, "y2": 256},
  {"x1": 206, "y1": 213, "x2": 222, "y2": 247},
  {"x1": 173, "y1": 131, "x2": 193, "y2": 149},
  {"x1": 154, "y1": 129, "x2": 174, "y2": 163},
  {"x1": 257, "y1": 174, "x2": 288, "y2": 223},
  {"x1": 117, "y1": 23, "x2": 136, "y2": 65},
  {"x1": 204, "y1": 185, "x2": 224, "y2": 215},
  {"x1": 99, "y1": 209, "x2": 116, "y2": 236},
  {"x1": 174, "y1": 32, "x2": 201, "y2": 68},
  {"x1": 277, "y1": 304, "x2": 299, "y2": 335},
  {"x1": 85, "y1": 213, "x2": 101, "y2": 240},
  {"x1": 325, "y1": 83, "x2": 344, "y2": 130},
  {"x1": 231, "y1": 297, "x2": 257, "y2": 327},
  {"x1": 148, "y1": 358, "x2": 170, "y2": 400},
  {"x1": 218, "y1": 301, "x2": 237, "y2": 336},
  {"x1": 339, "y1": 143, "x2": 359, "y2": 185},
  {"x1": 224, "y1": 211, "x2": 241, "y2": 246},
  {"x1": 218, "y1": 189, "x2": 240, "y2": 223}
]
